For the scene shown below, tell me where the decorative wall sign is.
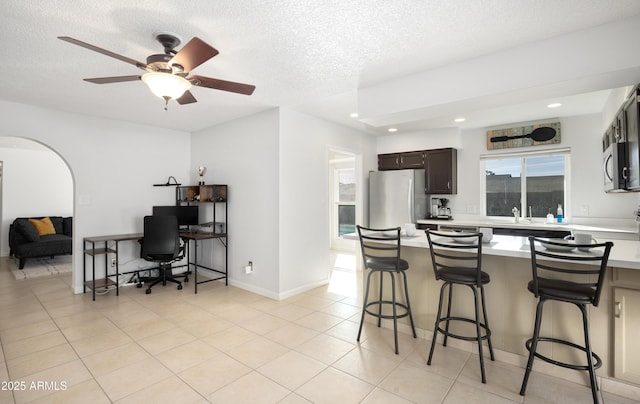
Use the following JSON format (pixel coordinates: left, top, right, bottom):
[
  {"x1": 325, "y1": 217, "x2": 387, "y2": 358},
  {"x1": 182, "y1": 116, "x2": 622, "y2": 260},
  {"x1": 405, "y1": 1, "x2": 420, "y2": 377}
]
[{"x1": 486, "y1": 122, "x2": 561, "y2": 150}]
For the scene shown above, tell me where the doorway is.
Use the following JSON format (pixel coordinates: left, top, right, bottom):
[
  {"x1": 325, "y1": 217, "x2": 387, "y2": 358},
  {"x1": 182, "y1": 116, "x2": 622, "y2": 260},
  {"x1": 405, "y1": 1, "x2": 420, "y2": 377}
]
[
  {"x1": 328, "y1": 149, "x2": 358, "y2": 273},
  {"x1": 0, "y1": 137, "x2": 73, "y2": 260}
]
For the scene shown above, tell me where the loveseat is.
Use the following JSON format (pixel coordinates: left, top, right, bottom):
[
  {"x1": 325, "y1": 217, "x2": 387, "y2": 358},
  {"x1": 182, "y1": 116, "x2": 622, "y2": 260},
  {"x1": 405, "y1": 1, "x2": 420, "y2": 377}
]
[{"x1": 9, "y1": 216, "x2": 72, "y2": 269}]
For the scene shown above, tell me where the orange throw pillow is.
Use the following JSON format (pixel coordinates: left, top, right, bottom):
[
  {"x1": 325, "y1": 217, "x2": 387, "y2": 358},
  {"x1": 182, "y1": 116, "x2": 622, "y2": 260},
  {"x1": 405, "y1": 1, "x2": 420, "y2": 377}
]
[{"x1": 28, "y1": 217, "x2": 56, "y2": 236}]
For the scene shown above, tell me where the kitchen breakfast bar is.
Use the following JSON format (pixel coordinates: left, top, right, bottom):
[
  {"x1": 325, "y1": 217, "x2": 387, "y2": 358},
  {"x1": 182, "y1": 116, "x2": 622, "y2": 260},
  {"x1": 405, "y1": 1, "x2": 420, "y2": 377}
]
[{"x1": 346, "y1": 228, "x2": 640, "y2": 397}]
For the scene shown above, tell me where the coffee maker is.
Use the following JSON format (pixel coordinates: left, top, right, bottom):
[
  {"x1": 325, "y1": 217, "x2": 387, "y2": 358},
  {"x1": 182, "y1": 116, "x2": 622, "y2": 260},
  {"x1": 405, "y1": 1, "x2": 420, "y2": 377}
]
[{"x1": 431, "y1": 197, "x2": 452, "y2": 219}]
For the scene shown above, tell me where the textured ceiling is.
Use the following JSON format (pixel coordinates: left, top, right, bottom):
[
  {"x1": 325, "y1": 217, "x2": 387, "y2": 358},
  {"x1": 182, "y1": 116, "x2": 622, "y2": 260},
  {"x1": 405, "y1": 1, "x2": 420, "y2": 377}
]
[{"x1": 2, "y1": 1, "x2": 640, "y2": 134}]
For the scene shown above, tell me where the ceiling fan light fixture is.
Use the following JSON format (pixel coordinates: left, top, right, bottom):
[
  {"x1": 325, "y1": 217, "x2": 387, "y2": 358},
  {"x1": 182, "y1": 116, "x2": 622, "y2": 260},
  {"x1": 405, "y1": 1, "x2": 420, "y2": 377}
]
[{"x1": 141, "y1": 72, "x2": 192, "y2": 100}]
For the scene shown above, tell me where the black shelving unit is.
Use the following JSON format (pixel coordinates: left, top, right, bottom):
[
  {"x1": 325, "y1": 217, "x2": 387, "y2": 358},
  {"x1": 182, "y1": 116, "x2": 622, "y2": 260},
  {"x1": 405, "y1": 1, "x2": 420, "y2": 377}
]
[{"x1": 176, "y1": 184, "x2": 228, "y2": 293}]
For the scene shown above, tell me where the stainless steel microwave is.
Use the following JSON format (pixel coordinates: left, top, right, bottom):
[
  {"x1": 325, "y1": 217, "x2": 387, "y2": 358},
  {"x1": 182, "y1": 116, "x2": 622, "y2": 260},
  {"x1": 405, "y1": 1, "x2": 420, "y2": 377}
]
[{"x1": 603, "y1": 138, "x2": 627, "y2": 192}]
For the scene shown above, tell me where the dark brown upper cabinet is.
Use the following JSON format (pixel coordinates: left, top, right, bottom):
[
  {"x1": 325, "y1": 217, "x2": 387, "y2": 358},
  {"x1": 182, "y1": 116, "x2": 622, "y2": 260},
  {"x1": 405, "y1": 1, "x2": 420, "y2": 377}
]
[
  {"x1": 425, "y1": 148, "x2": 457, "y2": 194},
  {"x1": 377, "y1": 150, "x2": 425, "y2": 170},
  {"x1": 624, "y1": 89, "x2": 640, "y2": 190},
  {"x1": 378, "y1": 148, "x2": 457, "y2": 194}
]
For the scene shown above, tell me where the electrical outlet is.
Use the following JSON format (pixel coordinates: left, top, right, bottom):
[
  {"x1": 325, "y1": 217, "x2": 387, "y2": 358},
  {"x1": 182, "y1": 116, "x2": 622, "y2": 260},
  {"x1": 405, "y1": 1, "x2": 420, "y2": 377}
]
[
  {"x1": 244, "y1": 260, "x2": 253, "y2": 274},
  {"x1": 111, "y1": 258, "x2": 117, "y2": 267}
]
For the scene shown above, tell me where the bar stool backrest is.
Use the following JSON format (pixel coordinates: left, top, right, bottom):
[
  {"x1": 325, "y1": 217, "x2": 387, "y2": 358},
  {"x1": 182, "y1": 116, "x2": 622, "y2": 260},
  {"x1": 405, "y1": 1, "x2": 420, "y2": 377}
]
[
  {"x1": 356, "y1": 225, "x2": 402, "y2": 270},
  {"x1": 426, "y1": 230, "x2": 484, "y2": 285},
  {"x1": 528, "y1": 236, "x2": 613, "y2": 307}
]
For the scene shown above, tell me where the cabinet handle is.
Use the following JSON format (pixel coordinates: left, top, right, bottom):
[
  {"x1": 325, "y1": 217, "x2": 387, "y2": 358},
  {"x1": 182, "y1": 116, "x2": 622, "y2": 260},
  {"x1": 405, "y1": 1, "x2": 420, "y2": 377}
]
[
  {"x1": 396, "y1": 156, "x2": 399, "y2": 166},
  {"x1": 447, "y1": 181, "x2": 450, "y2": 190},
  {"x1": 623, "y1": 167, "x2": 628, "y2": 180},
  {"x1": 615, "y1": 301, "x2": 622, "y2": 318}
]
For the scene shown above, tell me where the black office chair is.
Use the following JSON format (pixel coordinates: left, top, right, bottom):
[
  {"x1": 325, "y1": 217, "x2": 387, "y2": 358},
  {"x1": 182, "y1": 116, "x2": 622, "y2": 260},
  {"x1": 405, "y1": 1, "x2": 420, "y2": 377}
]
[
  {"x1": 520, "y1": 236, "x2": 613, "y2": 404},
  {"x1": 425, "y1": 229, "x2": 494, "y2": 383},
  {"x1": 356, "y1": 225, "x2": 416, "y2": 355},
  {"x1": 138, "y1": 215, "x2": 187, "y2": 294}
]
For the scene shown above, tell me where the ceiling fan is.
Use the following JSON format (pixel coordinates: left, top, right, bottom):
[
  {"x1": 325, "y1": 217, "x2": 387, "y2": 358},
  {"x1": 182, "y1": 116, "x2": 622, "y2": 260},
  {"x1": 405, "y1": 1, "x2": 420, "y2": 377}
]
[{"x1": 58, "y1": 32, "x2": 256, "y2": 109}]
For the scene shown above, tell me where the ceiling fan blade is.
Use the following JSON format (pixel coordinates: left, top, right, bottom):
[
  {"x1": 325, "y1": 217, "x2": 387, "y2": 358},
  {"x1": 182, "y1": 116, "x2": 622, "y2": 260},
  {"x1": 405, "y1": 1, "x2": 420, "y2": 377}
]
[
  {"x1": 177, "y1": 90, "x2": 197, "y2": 105},
  {"x1": 84, "y1": 75, "x2": 142, "y2": 84},
  {"x1": 170, "y1": 37, "x2": 219, "y2": 72},
  {"x1": 190, "y1": 75, "x2": 256, "y2": 95},
  {"x1": 58, "y1": 36, "x2": 147, "y2": 70}
]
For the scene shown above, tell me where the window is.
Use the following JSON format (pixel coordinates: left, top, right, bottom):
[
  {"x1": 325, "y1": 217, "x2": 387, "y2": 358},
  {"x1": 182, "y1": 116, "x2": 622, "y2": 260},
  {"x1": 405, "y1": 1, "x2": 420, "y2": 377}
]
[
  {"x1": 336, "y1": 168, "x2": 356, "y2": 236},
  {"x1": 482, "y1": 149, "x2": 570, "y2": 218}
]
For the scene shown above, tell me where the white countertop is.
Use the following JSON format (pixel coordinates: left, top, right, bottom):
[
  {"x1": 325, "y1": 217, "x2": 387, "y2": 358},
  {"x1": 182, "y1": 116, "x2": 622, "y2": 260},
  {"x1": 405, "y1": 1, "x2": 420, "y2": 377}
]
[{"x1": 346, "y1": 232, "x2": 640, "y2": 270}]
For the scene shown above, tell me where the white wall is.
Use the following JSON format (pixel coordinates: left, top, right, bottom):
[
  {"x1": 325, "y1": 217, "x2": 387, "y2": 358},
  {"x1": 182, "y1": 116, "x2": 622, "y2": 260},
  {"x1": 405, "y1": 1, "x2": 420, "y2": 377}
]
[
  {"x1": 358, "y1": 14, "x2": 640, "y2": 127},
  {"x1": 602, "y1": 86, "x2": 635, "y2": 124},
  {"x1": 191, "y1": 107, "x2": 376, "y2": 299},
  {"x1": 1, "y1": 142, "x2": 73, "y2": 256},
  {"x1": 376, "y1": 114, "x2": 640, "y2": 223},
  {"x1": 2, "y1": 94, "x2": 636, "y2": 299},
  {"x1": 376, "y1": 127, "x2": 463, "y2": 153},
  {"x1": 191, "y1": 109, "x2": 281, "y2": 298},
  {"x1": 0, "y1": 101, "x2": 376, "y2": 300},
  {"x1": 1, "y1": 96, "x2": 637, "y2": 299},
  {"x1": 278, "y1": 109, "x2": 377, "y2": 297},
  {"x1": 0, "y1": 100, "x2": 191, "y2": 292}
]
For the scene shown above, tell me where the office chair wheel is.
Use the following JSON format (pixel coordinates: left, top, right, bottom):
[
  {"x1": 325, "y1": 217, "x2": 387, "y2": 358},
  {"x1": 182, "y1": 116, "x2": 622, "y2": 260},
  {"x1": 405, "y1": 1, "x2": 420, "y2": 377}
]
[
  {"x1": 177, "y1": 284, "x2": 183, "y2": 290},
  {"x1": 136, "y1": 283, "x2": 142, "y2": 288},
  {"x1": 145, "y1": 288, "x2": 152, "y2": 294},
  {"x1": 184, "y1": 276, "x2": 189, "y2": 283}
]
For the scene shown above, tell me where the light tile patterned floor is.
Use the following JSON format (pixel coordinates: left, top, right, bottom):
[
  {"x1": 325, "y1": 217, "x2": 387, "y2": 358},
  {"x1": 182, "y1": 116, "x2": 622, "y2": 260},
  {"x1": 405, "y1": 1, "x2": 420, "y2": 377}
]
[{"x1": 0, "y1": 255, "x2": 634, "y2": 403}]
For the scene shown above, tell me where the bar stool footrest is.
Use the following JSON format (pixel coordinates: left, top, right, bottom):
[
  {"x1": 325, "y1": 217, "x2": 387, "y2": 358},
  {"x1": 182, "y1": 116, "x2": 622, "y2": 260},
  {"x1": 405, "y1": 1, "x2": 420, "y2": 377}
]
[
  {"x1": 436, "y1": 316, "x2": 492, "y2": 342},
  {"x1": 364, "y1": 301, "x2": 411, "y2": 320},
  {"x1": 525, "y1": 337, "x2": 602, "y2": 371}
]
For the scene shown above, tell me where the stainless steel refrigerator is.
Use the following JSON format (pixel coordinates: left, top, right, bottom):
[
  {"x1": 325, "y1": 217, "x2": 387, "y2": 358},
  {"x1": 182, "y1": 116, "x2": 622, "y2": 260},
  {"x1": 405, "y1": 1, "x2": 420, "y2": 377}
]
[{"x1": 369, "y1": 169, "x2": 427, "y2": 228}]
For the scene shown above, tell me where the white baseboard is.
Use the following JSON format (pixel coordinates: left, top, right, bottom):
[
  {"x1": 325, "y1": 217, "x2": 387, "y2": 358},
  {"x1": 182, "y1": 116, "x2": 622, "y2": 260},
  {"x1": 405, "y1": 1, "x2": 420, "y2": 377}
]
[{"x1": 228, "y1": 277, "x2": 330, "y2": 301}]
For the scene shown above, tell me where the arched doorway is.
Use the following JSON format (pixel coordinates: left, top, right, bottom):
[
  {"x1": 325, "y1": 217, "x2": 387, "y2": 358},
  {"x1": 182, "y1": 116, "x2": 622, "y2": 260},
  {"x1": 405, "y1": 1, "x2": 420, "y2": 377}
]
[{"x1": 1, "y1": 137, "x2": 74, "y2": 278}]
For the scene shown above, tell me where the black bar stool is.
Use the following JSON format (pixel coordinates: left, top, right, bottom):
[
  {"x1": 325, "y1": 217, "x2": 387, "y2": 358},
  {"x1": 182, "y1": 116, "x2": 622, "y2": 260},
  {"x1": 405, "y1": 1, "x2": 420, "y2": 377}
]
[
  {"x1": 426, "y1": 229, "x2": 494, "y2": 383},
  {"x1": 356, "y1": 225, "x2": 417, "y2": 354},
  {"x1": 520, "y1": 236, "x2": 613, "y2": 403}
]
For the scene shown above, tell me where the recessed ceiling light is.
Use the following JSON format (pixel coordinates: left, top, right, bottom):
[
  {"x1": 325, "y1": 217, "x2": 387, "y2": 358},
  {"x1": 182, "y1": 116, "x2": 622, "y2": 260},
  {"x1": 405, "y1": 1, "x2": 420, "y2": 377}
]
[
  {"x1": 349, "y1": 112, "x2": 359, "y2": 118},
  {"x1": 547, "y1": 103, "x2": 562, "y2": 108},
  {"x1": 387, "y1": 128, "x2": 398, "y2": 132},
  {"x1": 454, "y1": 117, "x2": 466, "y2": 123}
]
